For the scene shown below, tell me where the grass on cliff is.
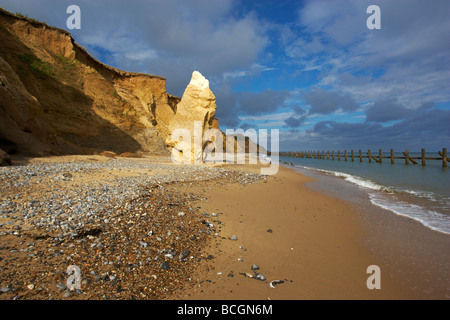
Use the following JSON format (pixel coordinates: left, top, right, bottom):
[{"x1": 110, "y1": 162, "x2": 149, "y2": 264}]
[
  {"x1": 57, "y1": 55, "x2": 78, "y2": 69},
  {"x1": 17, "y1": 53, "x2": 55, "y2": 79},
  {"x1": 15, "y1": 12, "x2": 41, "y2": 24}
]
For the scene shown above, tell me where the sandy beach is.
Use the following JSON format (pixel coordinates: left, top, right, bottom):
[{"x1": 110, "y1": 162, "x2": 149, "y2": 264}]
[
  {"x1": 1, "y1": 156, "x2": 449, "y2": 300},
  {"x1": 177, "y1": 165, "x2": 420, "y2": 300},
  {"x1": 177, "y1": 163, "x2": 450, "y2": 300}
]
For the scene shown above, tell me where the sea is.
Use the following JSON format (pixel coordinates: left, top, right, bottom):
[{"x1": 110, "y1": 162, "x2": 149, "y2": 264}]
[{"x1": 280, "y1": 152, "x2": 450, "y2": 235}]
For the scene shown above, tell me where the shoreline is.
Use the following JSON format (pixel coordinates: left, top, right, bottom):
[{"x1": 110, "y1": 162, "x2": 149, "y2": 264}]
[
  {"x1": 178, "y1": 165, "x2": 431, "y2": 300},
  {"x1": 288, "y1": 163, "x2": 450, "y2": 299},
  {"x1": 1, "y1": 155, "x2": 448, "y2": 300}
]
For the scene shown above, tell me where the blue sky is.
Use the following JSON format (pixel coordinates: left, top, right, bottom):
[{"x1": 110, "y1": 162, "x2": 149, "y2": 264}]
[{"x1": 1, "y1": 0, "x2": 449, "y2": 151}]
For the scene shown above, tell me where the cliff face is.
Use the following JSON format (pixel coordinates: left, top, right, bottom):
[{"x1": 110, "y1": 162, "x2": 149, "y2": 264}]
[{"x1": 0, "y1": 8, "x2": 179, "y2": 156}]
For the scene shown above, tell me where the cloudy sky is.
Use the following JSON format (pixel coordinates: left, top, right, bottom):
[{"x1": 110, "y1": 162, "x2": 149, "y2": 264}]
[{"x1": 1, "y1": 0, "x2": 449, "y2": 151}]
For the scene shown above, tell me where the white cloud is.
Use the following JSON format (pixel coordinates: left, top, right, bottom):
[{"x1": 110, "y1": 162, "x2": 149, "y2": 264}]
[
  {"x1": 239, "y1": 112, "x2": 294, "y2": 122},
  {"x1": 289, "y1": 0, "x2": 450, "y2": 111}
]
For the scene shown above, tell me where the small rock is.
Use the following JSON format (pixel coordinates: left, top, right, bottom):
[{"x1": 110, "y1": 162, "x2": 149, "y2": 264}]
[
  {"x1": 27, "y1": 284, "x2": 35, "y2": 290},
  {"x1": 139, "y1": 241, "x2": 148, "y2": 248},
  {"x1": 1, "y1": 287, "x2": 10, "y2": 293},
  {"x1": 255, "y1": 273, "x2": 266, "y2": 281},
  {"x1": 56, "y1": 283, "x2": 66, "y2": 291},
  {"x1": 251, "y1": 264, "x2": 260, "y2": 271},
  {"x1": 178, "y1": 249, "x2": 191, "y2": 261},
  {"x1": 160, "y1": 262, "x2": 170, "y2": 270},
  {"x1": 267, "y1": 229, "x2": 273, "y2": 233},
  {"x1": 230, "y1": 235, "x2": 237, "y2": 240}
]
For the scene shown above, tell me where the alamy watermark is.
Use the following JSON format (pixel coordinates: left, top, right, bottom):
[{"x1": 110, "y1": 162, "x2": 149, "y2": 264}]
[
  {"x1": 366, "y1": 5, "x2": 381, "y2": 30},
  {"x1": 66, "y1": 265, "x2": 81, "y2": 291},
  {"x1": 366, "y1": 265, "x2": 381, "y2": 289},
  {"x1": 66, "y1": 5, "x2": 81, "y2": 30}
]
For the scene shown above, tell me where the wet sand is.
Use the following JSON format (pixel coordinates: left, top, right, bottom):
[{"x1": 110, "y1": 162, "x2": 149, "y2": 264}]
[{"x1": 178, "y1": 165, "x2": 437, "y2": 300}]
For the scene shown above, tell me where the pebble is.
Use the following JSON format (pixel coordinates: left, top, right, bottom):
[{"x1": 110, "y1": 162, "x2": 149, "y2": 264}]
[
  {"x1": 0, "y1": 159, "x2": 261, "y2": 235},
  {"x1": 160, "y1": 262, "x2": 170, "y2": 270},
  {"x1": 139, "y1": 241, "x2": 148, "y2": 248},
  {"x1": 0, "y1": 157, "x2": 267, "y2": 299},
  {"x1": 56, "y1": 283, "x2": 66, "y2": 291},
  {"x1": 251, "y1": 264, "x2": 260, "y2": 271},
  {"x1": 230, "y1": 235, "x2": 237, "y2": 241},
  {"x1": 255, "y1": 273, "x2": 266, "y2": 281},
  {"x1": 178, "y1": 250, "x2": 191, "y2": 261}
]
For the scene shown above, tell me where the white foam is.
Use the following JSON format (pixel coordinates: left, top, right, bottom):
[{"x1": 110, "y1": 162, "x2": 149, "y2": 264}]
[
  {"x1": 289, "y1": 163, "x2": 450, "y2": 235},
  {"x1": 369, "y1": 193, "x2": 450, "y2": 235},
  {"x1": 311, "y1": 167, "x2": 391, "y2": 192}
]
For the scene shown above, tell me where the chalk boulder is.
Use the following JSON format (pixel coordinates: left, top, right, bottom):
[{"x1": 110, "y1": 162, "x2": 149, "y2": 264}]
[{"x1": 166, "y1": 71, "x2": 220, "y2": 163}]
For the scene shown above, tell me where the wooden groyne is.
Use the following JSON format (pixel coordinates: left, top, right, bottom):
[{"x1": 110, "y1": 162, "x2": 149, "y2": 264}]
[{"x1": 279, "y1": 148, "x2": 449, "y2": 167}]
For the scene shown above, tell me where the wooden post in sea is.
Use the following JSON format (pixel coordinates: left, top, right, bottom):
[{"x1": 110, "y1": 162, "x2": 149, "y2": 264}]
[
  {"x1": 390, "y1": 149, "x2": 394, "y2": 164},
  {"x1": 368, "y1": 149, "x2": 372, "y2": 163},
  {"x1": 421, "y1": 148, "x2": 426, "y2": 166},
  {"x1": 332, "y1": 151, "x2": 335, "y2": 161},
  {"x1": 322, "y1": 151, "x2": 325, "y2": 159},
  {"x1": 351, "y1": 150, "x2": 354, "y2": 162},
  {"x1": 441, "y1": 148, "x2": 448, "y2": 168},
  {"x1": 379, "y1": 149, "x2": 382, "y2": 164},
  {"x1": 403, "y1": 149, "x2": 417, "y2": 165},
  {"x1": 344, "y1": 150, "x2": 347, "y2": 161},
  {"x1": 359, "y1": 150, "x2": 362, "y2": 162},
  {"x1": 338, "y1": 150, "x2": 341, "y2": 161}
]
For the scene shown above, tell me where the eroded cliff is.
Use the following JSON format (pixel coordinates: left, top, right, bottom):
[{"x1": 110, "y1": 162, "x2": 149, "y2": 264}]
[{"x1": 0, "y1": 8, "x2": 179, "y2": 157}]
